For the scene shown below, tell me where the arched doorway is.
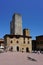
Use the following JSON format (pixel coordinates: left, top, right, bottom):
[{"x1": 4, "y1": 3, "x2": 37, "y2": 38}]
[
  {"x1": 17, "y1": 46, "x2": 19, "y2": 51},
  {"x1": 26, "y1": 47, "x2": 29, "y2": 52}
]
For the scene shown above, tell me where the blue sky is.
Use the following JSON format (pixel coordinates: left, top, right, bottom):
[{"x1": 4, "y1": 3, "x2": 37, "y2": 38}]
[{"x1": 0, "y1": 0, "x2": 43, "y2": 39}]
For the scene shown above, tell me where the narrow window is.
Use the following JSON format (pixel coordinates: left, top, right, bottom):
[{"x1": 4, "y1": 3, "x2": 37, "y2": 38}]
[
  {"x1": 17, "y1": 46, "x2": 19, "y2": 51},
  {"x1": 24, "y1": 41, "x2": 25, "y2": 44},
  {"x1": 11, "y1": 40, "x2": 13, "y2": 43},
  {"x1": 26, "y1": 47, "x2": 29, "y2": 52},
  {"x1": 17, "y1": 41, "x2": 19, "y2": 43},
  {"x1": 28, "y1": 41, "x2": 29, "y2": 44}
]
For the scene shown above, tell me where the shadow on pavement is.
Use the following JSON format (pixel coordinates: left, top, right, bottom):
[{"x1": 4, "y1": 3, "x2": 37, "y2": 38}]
[{"x1": 27, "y1": 56, "x2": 37, "y2": 62}]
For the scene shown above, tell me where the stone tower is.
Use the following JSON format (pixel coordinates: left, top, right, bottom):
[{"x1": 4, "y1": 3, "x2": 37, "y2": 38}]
[
  {"x1": 23, "y1": 29, "x2": 30, "y2": 36},
  {"x1": 10, "y1": 13, "x2": 23, "y2": 35}
]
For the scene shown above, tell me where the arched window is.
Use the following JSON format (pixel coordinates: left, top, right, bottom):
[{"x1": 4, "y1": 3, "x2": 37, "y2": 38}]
[
  {"x1": 28, "y1": 41, "x2": 29, "y2": 44},
  {"x1": 11, "y1": 40, "x2": 13, "y2": 43},
  {"x1": 17, "y1": 46, "x2": 19, "y2": 51},
  {"x1": 17, "y1": 41, "x2": 19, "y2": 43}
]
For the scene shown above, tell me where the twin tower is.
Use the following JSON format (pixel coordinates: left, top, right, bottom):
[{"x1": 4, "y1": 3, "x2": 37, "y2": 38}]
[{"x1": 10, "y1": 13, "x2": 30, "y2": 36}]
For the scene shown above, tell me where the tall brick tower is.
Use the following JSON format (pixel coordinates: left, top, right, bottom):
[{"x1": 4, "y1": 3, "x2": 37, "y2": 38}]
[{"x1": 10, "y1": 13, "x2": 23, "y2": 35}]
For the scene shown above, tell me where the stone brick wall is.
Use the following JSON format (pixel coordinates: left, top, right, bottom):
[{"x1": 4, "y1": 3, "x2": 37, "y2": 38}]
[{"x1": 4, "y1": 36, "x2": 32, "y2": 52}]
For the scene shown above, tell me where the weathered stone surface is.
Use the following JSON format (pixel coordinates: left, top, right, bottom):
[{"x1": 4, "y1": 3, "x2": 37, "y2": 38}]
[{"x1": 10, "y1": 13, "x2": 23, "y2": 35}]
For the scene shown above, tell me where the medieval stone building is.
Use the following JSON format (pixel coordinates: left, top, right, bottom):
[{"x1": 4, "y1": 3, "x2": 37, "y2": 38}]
[
  {"x1": 4, "y1": 13, "x2": 32, "y2": 52},
  {"x1": 32, "y1": 35, "x2": 43, "y2": 51}
]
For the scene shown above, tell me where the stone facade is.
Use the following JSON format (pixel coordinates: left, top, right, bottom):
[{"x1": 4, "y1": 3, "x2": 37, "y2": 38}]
[
  {"x1": 36, "y1": 35, "x2": 43, "y2": 51},
  {"x1": 4, "y1": 35, "x2": 32, "y2": 52},
  {"x1": 32, "y1": 35, "x2": 43, "y2": 51}
]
